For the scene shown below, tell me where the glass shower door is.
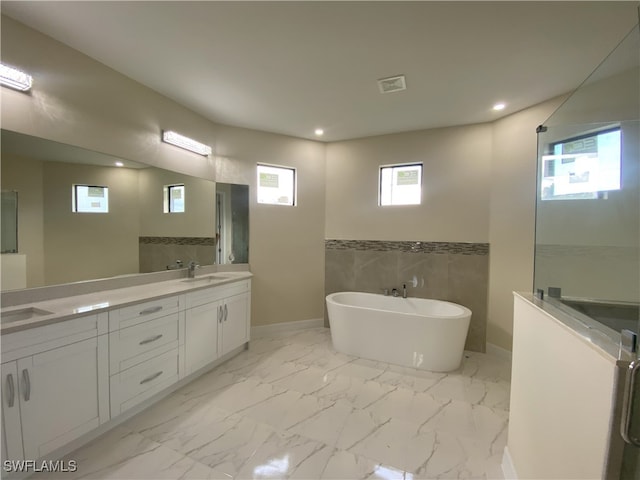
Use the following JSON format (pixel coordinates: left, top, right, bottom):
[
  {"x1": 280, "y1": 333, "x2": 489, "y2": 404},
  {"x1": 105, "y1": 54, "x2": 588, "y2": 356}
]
[{"x1": 533, "y1": 21, "x2": 639, "y2": 478}]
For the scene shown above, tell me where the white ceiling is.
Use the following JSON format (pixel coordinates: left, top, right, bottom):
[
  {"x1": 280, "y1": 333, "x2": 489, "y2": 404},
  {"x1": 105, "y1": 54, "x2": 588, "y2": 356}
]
[{"x1": 2, "y1": 1, "x2": 638, "y2": 142}]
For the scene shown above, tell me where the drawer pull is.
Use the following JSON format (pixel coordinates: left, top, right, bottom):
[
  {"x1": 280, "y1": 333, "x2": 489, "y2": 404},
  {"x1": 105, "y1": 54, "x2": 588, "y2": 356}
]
[
  {"x1": 6, "y1": 374, "x2": 15, "y2": 408},
  {"x1": 139, "y1": 371, "x2": 163, "y2": 385},
  {"x1": 139, "y1": 334, "x2": 164, "y2": 346},
  {"x1": 22, "y1": 369, "x2": 31, "y2": 402},
  {"x1": 139, "y1": 305, "x2": 163, "y2": 316}
]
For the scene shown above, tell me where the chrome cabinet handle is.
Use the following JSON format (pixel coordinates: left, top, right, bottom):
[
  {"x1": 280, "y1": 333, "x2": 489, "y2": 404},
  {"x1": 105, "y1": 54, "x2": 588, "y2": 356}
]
[
  {"x1": 22, "y1": 369, "x2": 31, "y2": 402},
  {"x1": 224, "y1": 304, "x2": 228, "y2": 322},
  {"x1": 139, "y1": 334, "x2": 163, "y2": 345},
  {"x1": 218, "y1": 306, "x2": 223, "y2": 324},
  {"x1": 139, "y1": 305, "x2": 163, "y2": 316},
  {"x1": 621, "y1": 360, "x2": 640, "y2": 447},
  {"x1": 139, "y1": 371, "x2": 163, "y2": 385},
  {"x1": 6, "y1": 374, "x2": 15, "y2": 408}
]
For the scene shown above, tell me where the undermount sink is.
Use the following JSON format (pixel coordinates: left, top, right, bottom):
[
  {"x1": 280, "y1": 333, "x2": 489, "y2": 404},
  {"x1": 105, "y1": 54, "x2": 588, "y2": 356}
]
[
  {"x1": 181, "y1": 274, "x2": 230, "y2": 284},
  {"x1": 1, "y1": 307, "x2": 54, "y2": 324}
]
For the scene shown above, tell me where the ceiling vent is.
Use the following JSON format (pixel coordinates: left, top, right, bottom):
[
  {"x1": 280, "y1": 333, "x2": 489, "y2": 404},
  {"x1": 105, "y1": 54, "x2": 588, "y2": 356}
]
[{"x1": 378, "y1": 75, "x2": 406, "y2": 94}]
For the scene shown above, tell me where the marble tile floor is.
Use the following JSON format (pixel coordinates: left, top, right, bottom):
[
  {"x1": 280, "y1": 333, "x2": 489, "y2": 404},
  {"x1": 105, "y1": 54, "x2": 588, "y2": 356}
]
[{"x1": 38, "y1": 327, "x2": 511, "y2": 480}]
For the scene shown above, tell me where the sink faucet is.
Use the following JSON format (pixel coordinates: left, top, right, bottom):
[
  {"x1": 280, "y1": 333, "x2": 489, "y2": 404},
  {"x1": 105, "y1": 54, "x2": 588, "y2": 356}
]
[
  {"x1": 166, "y1": 260, "x2": 183, "y2": 270},
  {"x1": 187, "y1": 261, "x2": 200, "y2": 278}
]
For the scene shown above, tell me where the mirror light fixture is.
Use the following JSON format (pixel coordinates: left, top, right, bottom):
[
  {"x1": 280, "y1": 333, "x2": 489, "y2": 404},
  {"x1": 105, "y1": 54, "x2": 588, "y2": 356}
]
[
  {"x1": 162, "y1": 130, "x2": 212, "y2": 156},
  {"x1": 0, "y1": 63, "x2": 33, "y2": 92}
]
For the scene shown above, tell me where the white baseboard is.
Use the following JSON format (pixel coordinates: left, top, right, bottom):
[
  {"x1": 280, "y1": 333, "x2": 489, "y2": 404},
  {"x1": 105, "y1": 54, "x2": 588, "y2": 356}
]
[
  {"x1": 487, "y1": 342, "x2": 513, "y2": 362},
  {"x1": 251, "y1": 318, "x2": 325, "y2": 338},
  {"x1": 502, "y1": 446, "x2": 518, "y2": 480}
]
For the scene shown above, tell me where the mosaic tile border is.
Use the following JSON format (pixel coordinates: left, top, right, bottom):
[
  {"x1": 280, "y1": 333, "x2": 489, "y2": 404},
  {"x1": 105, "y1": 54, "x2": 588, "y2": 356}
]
[
  {"x1": 325, "y1": 239, "x2": 489, "y2": 255},
  {"x1": 139, "y1": 236, "x2": 216, "y2": 246}
]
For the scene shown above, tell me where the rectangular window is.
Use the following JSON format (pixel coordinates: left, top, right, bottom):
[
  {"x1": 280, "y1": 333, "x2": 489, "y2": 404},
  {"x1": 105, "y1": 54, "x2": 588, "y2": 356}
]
[
  {"x1": 379, "y1": 163, "x2": 422, "y2": 206},
  {"x1": 164, "y1": 184, "x2": 185, "y2": 213},
  {"x1": 72, "y1": 185, "x2": 108, "y2": 213},
  {"x1": 257, "y1": 164, "x2": 296, "y2": 206},
  {"x1": 541, "y1": 127, "x2": 621, "y2": 201}
]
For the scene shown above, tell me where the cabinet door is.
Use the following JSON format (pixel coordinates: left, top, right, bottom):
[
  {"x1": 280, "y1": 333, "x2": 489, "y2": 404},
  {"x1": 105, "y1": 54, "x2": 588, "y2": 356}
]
[
  {"x1": 1, "y1": 361, "x2": 23, "y2": 461},
  {"x1": 185, "y1": 301, "x2": 220, "y2": 375},
  {"x1": 18, "y1": 337, "x2": 106, "y2": 460},
  {"x1": 221, "y1": 292, "x2": 250, "y2": 357}
]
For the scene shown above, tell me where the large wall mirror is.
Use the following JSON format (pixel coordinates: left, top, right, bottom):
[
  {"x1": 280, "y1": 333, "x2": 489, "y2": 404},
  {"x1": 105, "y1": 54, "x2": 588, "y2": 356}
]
[{"x1": 0, "y1": 129, "x2": 249, "y2": 291}]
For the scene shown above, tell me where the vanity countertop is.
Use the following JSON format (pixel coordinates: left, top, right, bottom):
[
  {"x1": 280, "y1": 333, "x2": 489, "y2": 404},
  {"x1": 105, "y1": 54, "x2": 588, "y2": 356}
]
[{"x1": 0, "y1": 271, "x2": 252, "y2": 335}]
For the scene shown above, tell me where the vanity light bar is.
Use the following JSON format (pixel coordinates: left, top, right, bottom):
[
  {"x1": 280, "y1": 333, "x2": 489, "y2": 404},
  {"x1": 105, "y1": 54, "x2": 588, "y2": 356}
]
[
  {"x1": 0, "y1": 63, "x2": 33, "y2": 92},
  {"x1": 162, "y1": 130, "x2": 212, "y2": 156}
]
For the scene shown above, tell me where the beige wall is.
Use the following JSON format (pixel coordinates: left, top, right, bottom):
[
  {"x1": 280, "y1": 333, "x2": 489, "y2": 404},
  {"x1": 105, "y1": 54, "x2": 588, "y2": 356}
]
[
  {"x1": 1, "y1": 15, "x2": 326, "y2": 327},
  {"x1": 325, "y1": 124, "x2": 492, "y2": 242},
  {"x1": 0, "y1": 16, "x2": 215, "y2": 182},
  {"x1": 508, "y1": 295, "x2": 617, "y2": 479},
  {"x1": 1, "y1": 154, "x2": 45, "y2": 287},
  {"x1": 214, "y1": 126, "x2": 326, "y2": 327},
  {"x1": 488, "y1": 97, "x2": 565, "y2": 351}
]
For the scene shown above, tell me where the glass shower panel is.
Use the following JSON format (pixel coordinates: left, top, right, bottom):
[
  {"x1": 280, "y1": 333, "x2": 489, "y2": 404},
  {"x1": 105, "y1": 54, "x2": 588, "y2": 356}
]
[
  {"x1": 534, "y1": 24, "x2": 640, "y2": 338},
  {"x1": 533, "y1": 23, "x2": 640, "y2": 476}
]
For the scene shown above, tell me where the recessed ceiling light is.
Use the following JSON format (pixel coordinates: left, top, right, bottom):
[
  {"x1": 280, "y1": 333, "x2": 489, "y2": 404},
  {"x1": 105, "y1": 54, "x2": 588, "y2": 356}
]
[
  {"x1": 115, "y1": 161, "x2": 124, "y2": 167},
  {"x1": 493, "y1": 103, "x2": 506, "y2": 111},
  {"x1": 314, "y1": 128, "x2": 324, "y2": 136}
]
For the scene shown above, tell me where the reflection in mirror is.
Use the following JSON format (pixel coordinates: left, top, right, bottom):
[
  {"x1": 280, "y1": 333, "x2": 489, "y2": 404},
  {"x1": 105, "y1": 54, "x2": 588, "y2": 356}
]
[
  {"x1": 216, "y1": 183, "x2": 249, "y2": 264},
  {"x1": 1, "y1": 190, "x2": 18, "y2": 253},
  {"x1": 0, "y1": 130, "x2": 250, "y2": 291}
]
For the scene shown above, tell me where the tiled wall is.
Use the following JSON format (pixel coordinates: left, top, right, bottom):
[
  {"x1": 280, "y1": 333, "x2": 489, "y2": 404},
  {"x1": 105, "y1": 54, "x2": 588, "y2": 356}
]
[
  {"x1": 139, "y1": 237, "x2": 216, "y2": 273},
  {"x1": 325, "y1": 240, "x2": 489, "y2": 353}
]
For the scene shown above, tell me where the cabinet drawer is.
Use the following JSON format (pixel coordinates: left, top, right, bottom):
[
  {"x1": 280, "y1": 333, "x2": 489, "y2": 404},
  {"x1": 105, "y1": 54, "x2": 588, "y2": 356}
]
[
  {"x1": 1, "y1": 313, "x2": 106, "y2": 364},
  {"x1": 109, "y1": 347, "x2": 180, "y2": 417},
  {"x1": 186, "y1": 280, "x2": 250, "y2": 309},
  {"x1": 109, "y1": 295, "x2": 182, "y2": 331},
  {"x1": 109, "y1": 313, "x2": 182, "y2": 373}
]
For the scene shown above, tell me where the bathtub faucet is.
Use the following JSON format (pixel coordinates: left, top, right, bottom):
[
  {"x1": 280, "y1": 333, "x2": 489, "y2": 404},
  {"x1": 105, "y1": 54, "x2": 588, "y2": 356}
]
[{"x1": 401, "y1": 277, "x2": 419, "y2": 298}]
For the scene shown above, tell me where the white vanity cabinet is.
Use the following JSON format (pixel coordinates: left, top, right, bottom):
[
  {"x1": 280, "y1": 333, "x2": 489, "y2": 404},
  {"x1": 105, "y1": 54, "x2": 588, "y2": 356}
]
[
  {"x1": 0, "y1": 274, "x2": 252, "y2": 467},
  {"x1": 184, "y1": 279, "x2": 251, "y2": 375},
  {"x1": 1, "y1": 313, "x2": 109, "y2": 462},
  {"x1": 108, "y1": 294, "x2": 185, "y2": 418}
]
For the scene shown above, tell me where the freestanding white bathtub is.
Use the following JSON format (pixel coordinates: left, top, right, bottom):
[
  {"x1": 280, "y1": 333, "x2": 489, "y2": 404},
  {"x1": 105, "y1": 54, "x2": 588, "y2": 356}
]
[{"x1": 326, "y1": 292, "x2": 471, "y2": 372}]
